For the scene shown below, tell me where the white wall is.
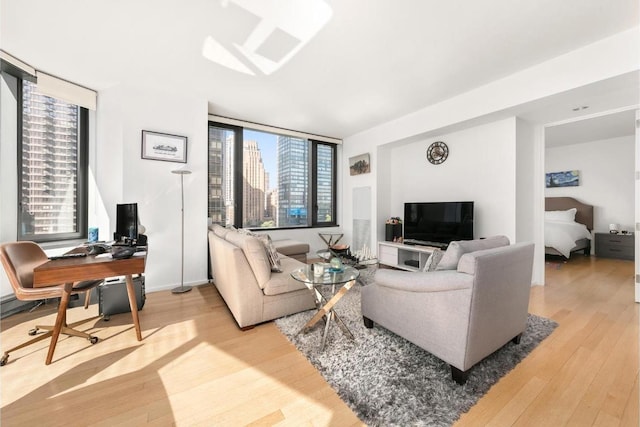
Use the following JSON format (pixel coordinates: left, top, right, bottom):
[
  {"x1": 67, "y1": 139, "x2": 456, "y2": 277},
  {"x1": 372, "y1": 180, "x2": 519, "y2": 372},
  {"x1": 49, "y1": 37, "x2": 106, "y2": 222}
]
[
  {"x1": 94, "y1": 85, "x2": 209, "y2": 293},
  {"x1": 515, "y1": 118, "x2": 538, "y2": 244},
  {"x1": 545, "y1": 135, "x2": 635, "y2": 234},
  {"x1": 386, "y1": 118, "x2": 518, "y2": 241}
]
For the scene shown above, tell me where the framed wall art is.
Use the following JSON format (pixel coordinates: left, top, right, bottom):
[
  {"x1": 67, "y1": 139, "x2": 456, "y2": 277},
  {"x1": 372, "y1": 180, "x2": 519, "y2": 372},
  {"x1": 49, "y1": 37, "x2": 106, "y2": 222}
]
[
  {"x1": 141, "y1": 130, "x2": 188, "y2": 163},
  {"x1": 546, "y1": 170, "x2": 579, "y2": 188},
  {"x1": 349, "y1": 153, "x2": 370, "y2": 176}
]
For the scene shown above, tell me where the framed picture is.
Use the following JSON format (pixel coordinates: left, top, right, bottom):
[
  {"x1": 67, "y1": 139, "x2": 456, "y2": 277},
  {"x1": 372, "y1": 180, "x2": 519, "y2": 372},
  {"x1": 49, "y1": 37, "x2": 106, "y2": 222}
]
[
  {"x1": 141, "y1": 130, "x2": 188, "y2": 163},
  {"x1": 546, "y1": 170, "x2": 579, "y2": 188},
  {"x1": 349, "y1": 153, "x2": 370, "y2": 176}
]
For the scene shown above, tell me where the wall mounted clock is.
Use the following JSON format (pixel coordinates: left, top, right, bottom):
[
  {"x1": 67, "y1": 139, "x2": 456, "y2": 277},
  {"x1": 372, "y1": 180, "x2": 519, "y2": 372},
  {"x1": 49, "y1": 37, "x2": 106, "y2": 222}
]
[{"x1": 426, "y1": 141, "x2": 448, "y2": 165}]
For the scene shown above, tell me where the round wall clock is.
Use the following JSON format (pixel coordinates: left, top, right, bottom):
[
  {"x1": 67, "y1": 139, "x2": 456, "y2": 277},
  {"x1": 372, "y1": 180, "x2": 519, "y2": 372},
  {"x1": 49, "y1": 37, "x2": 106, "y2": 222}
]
[{"x1": 426, "y1": 141, "x2": 448, "y2": 165}]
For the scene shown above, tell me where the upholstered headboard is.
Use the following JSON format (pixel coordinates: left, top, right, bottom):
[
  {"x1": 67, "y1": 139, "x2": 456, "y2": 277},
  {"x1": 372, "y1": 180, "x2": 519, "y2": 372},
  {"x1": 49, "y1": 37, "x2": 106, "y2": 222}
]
[{"x1": 545, "y1": 197, "x2": 593, "y2": 230}]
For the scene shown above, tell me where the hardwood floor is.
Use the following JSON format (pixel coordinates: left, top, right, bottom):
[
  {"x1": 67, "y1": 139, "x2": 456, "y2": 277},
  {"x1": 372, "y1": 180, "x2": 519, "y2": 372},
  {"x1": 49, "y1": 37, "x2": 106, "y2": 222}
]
[
  {"x1": 1, "y1": 256, "x2": 637, "y2": 426},
  {"x1": 457, "y1": 256, "x2": 638, "y2": 427}
]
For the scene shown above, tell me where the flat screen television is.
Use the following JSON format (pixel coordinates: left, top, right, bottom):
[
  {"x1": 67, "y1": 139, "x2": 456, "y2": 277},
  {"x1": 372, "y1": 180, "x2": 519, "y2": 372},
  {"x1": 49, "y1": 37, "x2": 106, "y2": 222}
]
[
  {"x1": 403, "y1": 201, "x2": 474, "y2": 247},
  {"x1": 115, "y1": 203, "x2": 138, "y2": 242}
]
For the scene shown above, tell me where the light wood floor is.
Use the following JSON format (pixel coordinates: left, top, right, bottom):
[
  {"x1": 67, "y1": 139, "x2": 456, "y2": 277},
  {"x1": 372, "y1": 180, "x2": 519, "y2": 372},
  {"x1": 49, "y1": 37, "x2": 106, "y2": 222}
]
[{"x1": 1, "y1": 256, "x2": 637, "y2": 426}]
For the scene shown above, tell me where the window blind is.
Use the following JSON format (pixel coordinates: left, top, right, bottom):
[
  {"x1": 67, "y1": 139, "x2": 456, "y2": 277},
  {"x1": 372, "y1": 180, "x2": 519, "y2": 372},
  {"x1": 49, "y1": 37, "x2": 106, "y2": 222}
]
[
  {"x1": 0, "y1": 50, "x2": 36, "y2": 82},
  {"x1": 0, "y1": 50, "x2": 97, "y2": 110},
  {"x1": 35, "y1": 71, "x2": 97, "y2": 110},
  {"x1": 209, "y1": 114, "x2": 342, "y2": 145}
]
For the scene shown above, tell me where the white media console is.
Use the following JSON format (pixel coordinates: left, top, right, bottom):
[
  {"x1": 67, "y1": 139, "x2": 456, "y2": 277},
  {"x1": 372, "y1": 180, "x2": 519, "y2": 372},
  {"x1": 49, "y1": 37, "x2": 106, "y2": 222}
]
[{"x1": 378, "y1": 241, "x2": 436, "y2": 271}]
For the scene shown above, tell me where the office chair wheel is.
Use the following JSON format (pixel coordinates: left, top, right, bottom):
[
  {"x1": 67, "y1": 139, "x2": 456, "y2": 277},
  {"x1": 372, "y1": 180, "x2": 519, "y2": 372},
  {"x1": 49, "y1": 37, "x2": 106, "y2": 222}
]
[
  {"x1": 28, "y1": 328, "x2": 38, "y2": 336},
  {"x1": 1, "y1": 354, "x2": 8, "y2": 366},
  {"x1": 89, "y1": 336, "x2": 99, "y2": 344}
]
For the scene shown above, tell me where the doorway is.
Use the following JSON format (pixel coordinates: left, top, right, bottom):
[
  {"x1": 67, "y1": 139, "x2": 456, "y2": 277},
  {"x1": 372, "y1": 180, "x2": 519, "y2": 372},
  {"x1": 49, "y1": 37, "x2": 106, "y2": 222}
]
[{"x1": 542, "y1": 107, "x2": 638, "y2": 302}]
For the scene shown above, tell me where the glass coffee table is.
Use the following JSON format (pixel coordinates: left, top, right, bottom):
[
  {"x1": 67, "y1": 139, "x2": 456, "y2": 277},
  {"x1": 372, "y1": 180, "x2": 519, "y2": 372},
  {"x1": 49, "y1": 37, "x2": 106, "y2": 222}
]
[
  {"x1": 291, "y1": 264, "x2": 359, "y2": 350},
  {"x1": 316, "y1": 249, "x2": 377, "y2": 285}
]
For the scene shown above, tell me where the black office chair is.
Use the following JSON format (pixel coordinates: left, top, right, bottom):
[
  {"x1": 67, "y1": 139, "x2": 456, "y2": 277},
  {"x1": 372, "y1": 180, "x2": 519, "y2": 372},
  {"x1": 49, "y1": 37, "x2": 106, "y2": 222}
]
[{"x1": 0, "y1": 241, "x2": 102, "y2": 366}]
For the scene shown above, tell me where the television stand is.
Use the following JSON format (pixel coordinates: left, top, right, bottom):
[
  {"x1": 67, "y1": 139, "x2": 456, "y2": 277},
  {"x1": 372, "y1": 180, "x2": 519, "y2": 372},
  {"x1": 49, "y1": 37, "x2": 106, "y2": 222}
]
[
  {"x1": 403, "y1": 239, "x2": 448, "y2": 249},
  {"x1": 378, "y1": 241, "x2": 437, "y2": 271}
]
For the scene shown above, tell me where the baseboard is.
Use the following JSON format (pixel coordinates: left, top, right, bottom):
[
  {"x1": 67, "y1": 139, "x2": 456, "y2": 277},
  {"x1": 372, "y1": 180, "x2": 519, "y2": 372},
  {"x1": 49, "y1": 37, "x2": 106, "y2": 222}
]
[{"x1": 1, "y1": 278, "x2": 211, "y2": 319}]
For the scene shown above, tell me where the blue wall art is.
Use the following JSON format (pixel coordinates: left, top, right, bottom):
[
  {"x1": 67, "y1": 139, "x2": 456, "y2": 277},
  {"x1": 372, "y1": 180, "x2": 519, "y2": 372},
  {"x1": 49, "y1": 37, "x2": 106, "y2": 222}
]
[{"x1": 546, "y1": 170, "x2": 579, "y2": 188}]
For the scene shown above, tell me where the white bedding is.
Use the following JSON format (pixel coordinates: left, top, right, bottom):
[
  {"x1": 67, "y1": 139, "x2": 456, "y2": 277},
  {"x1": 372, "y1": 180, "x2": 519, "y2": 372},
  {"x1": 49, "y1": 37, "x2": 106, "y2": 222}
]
[{"x1": 545, "y1": 220, "x2": 592, "y2": 258}]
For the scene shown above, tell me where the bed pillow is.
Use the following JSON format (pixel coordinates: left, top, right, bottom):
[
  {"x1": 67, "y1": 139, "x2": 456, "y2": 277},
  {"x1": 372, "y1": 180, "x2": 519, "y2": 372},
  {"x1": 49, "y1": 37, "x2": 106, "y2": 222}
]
[{"x1": 545, "y1": 208, "x2": 577, "y2": 222}]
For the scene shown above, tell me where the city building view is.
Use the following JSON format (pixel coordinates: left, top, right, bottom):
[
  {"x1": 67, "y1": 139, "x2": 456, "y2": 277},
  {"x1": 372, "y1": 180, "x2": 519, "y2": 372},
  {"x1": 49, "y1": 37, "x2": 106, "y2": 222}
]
[
  {"x1": 208, "y1": 126, "x2": 333, "y2": 229},
  {"x1": 20, "y1": 81, "x2": 80, "y2": 236}
]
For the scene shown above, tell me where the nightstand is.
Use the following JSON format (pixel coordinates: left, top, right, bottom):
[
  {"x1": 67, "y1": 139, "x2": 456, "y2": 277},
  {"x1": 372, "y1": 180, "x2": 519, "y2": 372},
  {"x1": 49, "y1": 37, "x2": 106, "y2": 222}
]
[{"x1": 594, "y1": 233, "x2": 634, "y2": 260}]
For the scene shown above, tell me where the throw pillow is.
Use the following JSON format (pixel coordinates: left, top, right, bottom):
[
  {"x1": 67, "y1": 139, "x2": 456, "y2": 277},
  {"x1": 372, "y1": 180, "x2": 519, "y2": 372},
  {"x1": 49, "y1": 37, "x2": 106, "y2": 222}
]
[
  {"x1": 435, "y1": 235, "x2": 510, "y2": 270},
  {"x1": 435, "y1": 242, "x2": 465, "y2": 270},
  {"x1": 260, "y1": 234, "x2": 282, "y2": 272},
  {"x1": 239, "y1": 229, "x2": 282, "y2": 272},
  {"x1": 422, "y1": 249, "x2": 443, "y2": 272}
]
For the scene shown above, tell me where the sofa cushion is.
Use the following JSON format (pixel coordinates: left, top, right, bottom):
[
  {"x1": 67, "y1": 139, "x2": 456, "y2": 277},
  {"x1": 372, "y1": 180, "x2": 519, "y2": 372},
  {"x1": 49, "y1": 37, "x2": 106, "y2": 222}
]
[
  {"x1": 273, "y1": 239, "x2": 310, "y2": 257},
  {"x1": 435, "y1": 235, "x2": 510, "y2": 270},
  {"x1": 457, "y1": 242, "x2": 533, "y2": 278},
  {"x1": 224, "y1": 231, "x2": 272, "y2": 288},
  {"x1": 262, "y1": 256, "x2": 310, "y2": 296},
  {"x1": 374, "y1": 268, "x2": 472, "y2": 292},
  {"x1": 210, "y1": 224, "x2": 230, "y2": 238}
]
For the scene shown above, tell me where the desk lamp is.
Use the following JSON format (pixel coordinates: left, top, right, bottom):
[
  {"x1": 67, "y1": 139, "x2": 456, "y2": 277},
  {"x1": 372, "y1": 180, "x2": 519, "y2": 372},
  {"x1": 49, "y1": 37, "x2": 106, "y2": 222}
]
[{"x1": 172, "y1": 169, "x2": 192, "y2": 294}]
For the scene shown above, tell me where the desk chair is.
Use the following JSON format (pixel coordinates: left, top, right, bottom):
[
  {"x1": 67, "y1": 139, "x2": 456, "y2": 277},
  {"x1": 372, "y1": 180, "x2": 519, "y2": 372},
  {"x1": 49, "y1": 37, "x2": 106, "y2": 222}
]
[{"x1": 0, "y1": 241, "x2": 102, "y2": 366}]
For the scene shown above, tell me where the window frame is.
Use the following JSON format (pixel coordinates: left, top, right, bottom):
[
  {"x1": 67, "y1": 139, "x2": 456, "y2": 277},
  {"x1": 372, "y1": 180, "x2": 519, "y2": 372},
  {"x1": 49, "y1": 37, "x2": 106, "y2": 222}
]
[
  {"x1": 16, "y1": 78, "x2": 89, "y2": 243},
  {"x1": 208, "y1": 120, "x2": 338, "y2": 230},
  {"x1": 311, "y1": 139, "x2": 337, "y2": 227}
]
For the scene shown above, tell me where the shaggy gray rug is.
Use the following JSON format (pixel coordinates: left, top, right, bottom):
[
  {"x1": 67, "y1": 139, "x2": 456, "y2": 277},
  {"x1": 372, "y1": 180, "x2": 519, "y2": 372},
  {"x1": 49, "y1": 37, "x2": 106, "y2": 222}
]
[{"x1": 275, "y1": 284, "x2": 557, "y2": 427}]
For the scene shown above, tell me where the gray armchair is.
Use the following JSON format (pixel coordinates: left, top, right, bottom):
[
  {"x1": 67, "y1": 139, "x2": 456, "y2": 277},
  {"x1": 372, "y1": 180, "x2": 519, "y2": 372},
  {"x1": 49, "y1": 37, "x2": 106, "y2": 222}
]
[{"x1": 361, "y1": 239, "x2": 535, "y2": 384}]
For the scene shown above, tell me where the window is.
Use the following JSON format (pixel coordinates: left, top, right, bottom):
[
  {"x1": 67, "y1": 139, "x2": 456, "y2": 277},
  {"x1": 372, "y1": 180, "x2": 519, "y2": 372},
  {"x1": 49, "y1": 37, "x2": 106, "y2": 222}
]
[
  {"x1": 18, "y1": 80, "x2": 88, "y2": 242},
  {"x1": 208, "y1": 121, "x2": 337, "y2": 229}
]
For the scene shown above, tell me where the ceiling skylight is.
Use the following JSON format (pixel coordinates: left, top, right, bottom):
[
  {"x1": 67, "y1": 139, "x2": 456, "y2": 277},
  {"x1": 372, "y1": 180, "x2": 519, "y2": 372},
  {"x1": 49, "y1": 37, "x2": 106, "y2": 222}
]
[{"x1": 202, "y1": 0, "x2": 332, "y2": 76}]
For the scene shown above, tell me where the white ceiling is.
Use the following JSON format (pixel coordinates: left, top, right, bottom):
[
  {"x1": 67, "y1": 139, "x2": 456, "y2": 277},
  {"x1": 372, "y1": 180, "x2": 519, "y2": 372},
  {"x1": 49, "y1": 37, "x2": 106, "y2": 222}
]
[
  {"x1": 1, "y1": 0, "x2": 638, "y2": 139},
  {"x1": 545, "y1": 108, "x2": 637, "y2": 148}
]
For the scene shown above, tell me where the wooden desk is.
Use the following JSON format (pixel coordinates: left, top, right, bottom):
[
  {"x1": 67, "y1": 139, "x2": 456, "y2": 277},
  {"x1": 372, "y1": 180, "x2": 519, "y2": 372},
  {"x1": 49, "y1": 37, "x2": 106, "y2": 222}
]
[{"x1": 33, "y1": 253, "x2": 146, "y2": 364}]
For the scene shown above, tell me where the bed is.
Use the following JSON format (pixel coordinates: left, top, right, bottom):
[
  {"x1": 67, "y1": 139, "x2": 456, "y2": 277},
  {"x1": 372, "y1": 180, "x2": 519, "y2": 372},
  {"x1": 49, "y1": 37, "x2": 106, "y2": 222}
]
[{"x1": 545, "y1": 197, "x2": 593, "y2": 258}]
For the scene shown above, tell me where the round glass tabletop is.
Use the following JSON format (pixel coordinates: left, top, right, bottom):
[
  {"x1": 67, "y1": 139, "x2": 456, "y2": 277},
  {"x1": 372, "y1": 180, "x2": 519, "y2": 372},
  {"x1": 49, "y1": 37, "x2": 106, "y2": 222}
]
[{"x1": 291, "y1": 264, "x2": 359, "y2": 286}]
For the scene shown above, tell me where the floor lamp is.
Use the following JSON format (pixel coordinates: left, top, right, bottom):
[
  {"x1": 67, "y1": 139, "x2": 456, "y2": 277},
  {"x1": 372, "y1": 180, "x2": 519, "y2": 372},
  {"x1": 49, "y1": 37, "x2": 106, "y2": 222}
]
[{"x1": 172, "y1": 169, "x2": 192, "y2": 294}]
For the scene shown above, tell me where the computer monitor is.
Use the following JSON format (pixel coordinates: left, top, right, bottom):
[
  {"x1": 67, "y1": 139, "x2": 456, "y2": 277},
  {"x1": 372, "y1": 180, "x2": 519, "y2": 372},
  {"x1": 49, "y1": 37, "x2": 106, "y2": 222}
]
[{"x1": 115, "y1": 203, "x2": 138, "y2": 243}]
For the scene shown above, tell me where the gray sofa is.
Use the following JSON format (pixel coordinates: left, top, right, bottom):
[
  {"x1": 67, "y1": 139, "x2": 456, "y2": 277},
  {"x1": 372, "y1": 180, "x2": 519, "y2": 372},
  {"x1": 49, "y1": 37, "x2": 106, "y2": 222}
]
[
  {"x1": 208, "y1": 225, "x2": 315, "y2": 329},
  {"x1": 361, "y1": 236, "x2": 535, "y2": 384}
]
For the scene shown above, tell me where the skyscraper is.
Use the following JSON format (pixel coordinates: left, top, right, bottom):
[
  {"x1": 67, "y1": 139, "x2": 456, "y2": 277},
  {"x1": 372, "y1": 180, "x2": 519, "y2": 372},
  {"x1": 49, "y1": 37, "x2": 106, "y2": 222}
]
[
  {"x1": 243, "y1": 140, "x2": 267, "y2": 227},
  {"x1": 207, "y1": 126, "x2": 226, "y2": 224},
  {"x1": 20, "y1": 81, "x2": 79, "y2": 235},
  {"x1": 277, "y1": 136, "x2": 308, "y2": 226}
]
